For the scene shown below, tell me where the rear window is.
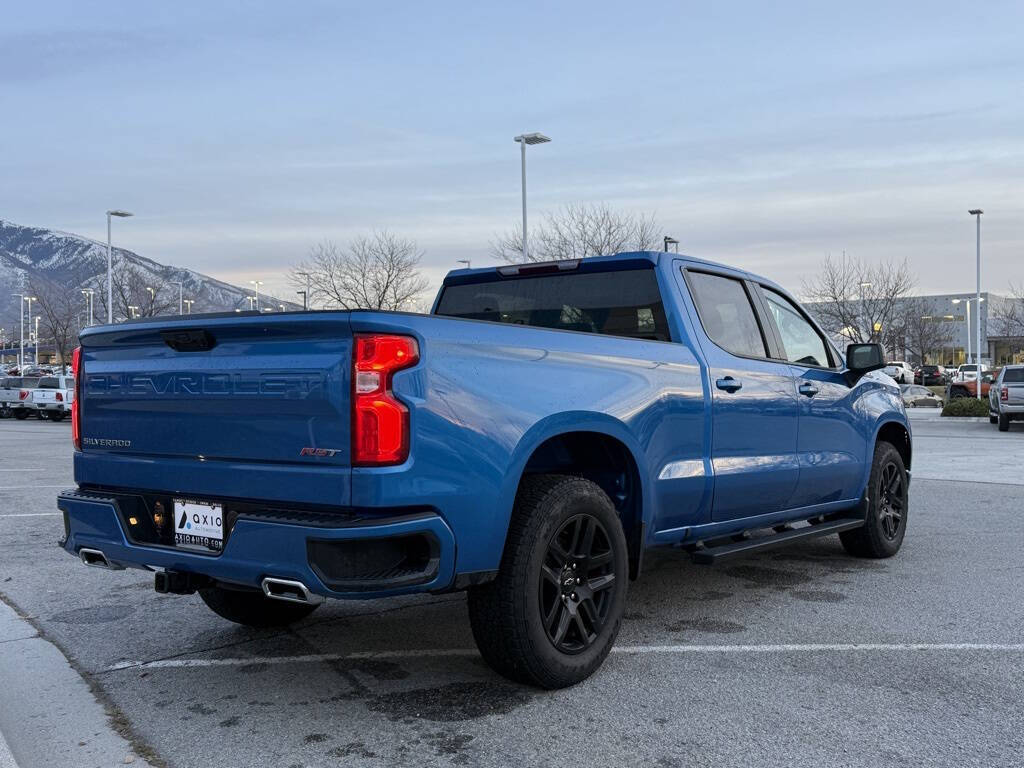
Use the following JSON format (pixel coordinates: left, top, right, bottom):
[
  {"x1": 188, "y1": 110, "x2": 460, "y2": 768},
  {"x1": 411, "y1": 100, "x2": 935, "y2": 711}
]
[
  {"x1": 21, "y1": 377, "x2": 39, "y2": 388},
  {"x1": 435, "y1": 268, "x2": 670, "y2": 341},
  {"x1": 922, "y1": 366, "x2": 939, "y2": 373},
  {"x1": 1004, "y1": 368, "x2": 1024, "y2": 383},
  {"x1": 38, "y1": 377, "x2": 59, "y2": 389}
]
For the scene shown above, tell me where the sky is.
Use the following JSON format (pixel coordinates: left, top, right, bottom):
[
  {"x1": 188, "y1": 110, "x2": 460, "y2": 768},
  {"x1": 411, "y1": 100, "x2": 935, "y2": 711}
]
[{"x1": 1, "y1": 0, "x2": 1022, "y2": 304}]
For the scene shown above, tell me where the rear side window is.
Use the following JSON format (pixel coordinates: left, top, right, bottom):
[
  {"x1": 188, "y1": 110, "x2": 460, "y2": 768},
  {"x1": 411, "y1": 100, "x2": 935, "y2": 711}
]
[
  {"x1": 686, "y1": 271, "x2": 767, "y2": 358},
  {"x1": 763, "y1": 289, "x2": 833, "y2": 368},
  {"x1": 435, "y1": 268, "x2": 670, "y2": 341},
  {"x1": 1004, "y1": 368, "x2": 1024, "y2": 383}
]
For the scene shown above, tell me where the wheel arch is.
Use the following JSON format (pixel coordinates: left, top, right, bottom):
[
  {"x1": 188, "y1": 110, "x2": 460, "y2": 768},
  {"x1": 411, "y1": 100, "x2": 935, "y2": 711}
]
[{"x1": 501, "y1": 415, "x2": 649, "y2": 580}]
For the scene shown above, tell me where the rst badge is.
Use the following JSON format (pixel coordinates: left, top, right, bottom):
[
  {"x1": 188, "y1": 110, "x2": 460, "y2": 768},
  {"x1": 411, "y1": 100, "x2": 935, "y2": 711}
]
[{"x1": 299, "y1": 447, "x2": 341, "y2": 457}]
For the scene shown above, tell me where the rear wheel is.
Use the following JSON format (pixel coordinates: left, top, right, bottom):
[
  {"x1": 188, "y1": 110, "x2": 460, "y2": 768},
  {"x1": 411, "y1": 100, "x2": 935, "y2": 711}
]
[
  {"x1": 990, "y1": 413, "x2": 999, "y2": 424},
  {"x1": 13, "y1": 410, "x2": 28, "y2": 420},
  {"x1": 840, "y1": 441, "x2": 908, "y2": 558},
  {"x1": 999, "y1": 412, "x2": 1010, "y2": 432},
  {"x1": 467, "y1": 475, "x2": 628, "y2": 689},
  {"x1": 198, "y1": 585, "x2": 319, "y2": 627},
  {"x1": 50, "y1": 411, "x2": 65, "y2": 422}
]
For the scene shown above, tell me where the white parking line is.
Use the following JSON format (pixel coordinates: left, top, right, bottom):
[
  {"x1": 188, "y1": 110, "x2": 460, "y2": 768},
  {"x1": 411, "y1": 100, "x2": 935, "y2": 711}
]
[
  {"x1": 0, "y1": 486, "x2": 68, "y2": 490},
  {"x1": 106, "y1": 642, "x2": 1024, "y2": 672}
]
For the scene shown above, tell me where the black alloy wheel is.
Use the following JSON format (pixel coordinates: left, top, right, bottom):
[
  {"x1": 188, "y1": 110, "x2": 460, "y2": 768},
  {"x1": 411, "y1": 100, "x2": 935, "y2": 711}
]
[
  {"x1": 539, "y1": 513, "x2": 616, "y2": 654},
  {"x1": 876, "y1": 461, "x2": 904, "y2": 540}
]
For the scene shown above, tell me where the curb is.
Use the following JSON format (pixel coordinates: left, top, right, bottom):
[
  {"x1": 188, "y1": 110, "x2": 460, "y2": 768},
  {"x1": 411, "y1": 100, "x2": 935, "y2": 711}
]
[{"x1": 0, "y1": 599, "x2": 157, "y2": 768}]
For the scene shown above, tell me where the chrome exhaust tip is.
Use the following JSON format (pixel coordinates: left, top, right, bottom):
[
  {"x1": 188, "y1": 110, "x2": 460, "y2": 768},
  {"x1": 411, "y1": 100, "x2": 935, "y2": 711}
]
[
  {"x1": 79, "y1": 548, "x2": 124, "y2": 570},
  {"x1": 261, "y1": 577, "x2": 324, "y2": 605}
]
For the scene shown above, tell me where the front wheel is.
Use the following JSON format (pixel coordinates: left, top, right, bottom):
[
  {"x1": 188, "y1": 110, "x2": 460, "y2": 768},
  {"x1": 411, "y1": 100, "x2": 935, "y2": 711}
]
[
  {"x1": 13, "y1": 410, "x2": 29, "y2": 420},
  {"x1": 199, "y1": 585, "x2": 319, "y2": 627},
  {"x1": 840, "y1": 442, "x2": 908, "y2": 558},
  {"x1": 467, "y1": 475, "x2": 629, "y2": 689}
]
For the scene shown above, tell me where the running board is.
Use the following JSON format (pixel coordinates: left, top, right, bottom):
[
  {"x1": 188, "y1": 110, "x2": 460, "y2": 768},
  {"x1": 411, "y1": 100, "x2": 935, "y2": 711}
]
[{"x1": 689, "y1": 518, "x2": 864, "y2": 564}]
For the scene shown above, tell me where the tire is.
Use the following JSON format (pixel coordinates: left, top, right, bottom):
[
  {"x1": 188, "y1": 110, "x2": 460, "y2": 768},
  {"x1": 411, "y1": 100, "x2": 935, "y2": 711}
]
[
  {"x1": 198, "y1": 585, "x2": 319, "y2": 627},
  {"x1": 999, "y1": 412, "x2": 1010, "y2": 432},
  {"x1": 467, "y1": 474, "x2": 629, "y2": 689},
  {"x1": 13, "y1": 410, "x2": 28, "y2": 420},
  {"x1": 990, "y1": 413, "x2": 998, "y2": 424},
  {"x1": 840, "y1": 441, "x2": 908, "y2": 559},
  {"x1": 49, "y1": 411, "x2": 65, "y2": 422}
]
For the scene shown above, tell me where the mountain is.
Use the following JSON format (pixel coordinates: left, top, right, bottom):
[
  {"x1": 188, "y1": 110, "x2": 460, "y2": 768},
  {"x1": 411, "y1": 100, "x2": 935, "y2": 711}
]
[{"x1": 0, "y1": 219, "x2": 300, "y2": 326}]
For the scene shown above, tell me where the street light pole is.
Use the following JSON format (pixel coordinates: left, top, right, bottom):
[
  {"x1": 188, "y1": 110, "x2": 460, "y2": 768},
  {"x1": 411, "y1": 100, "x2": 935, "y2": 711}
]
[
  {"x1": 183, "y1": 299, "x2": 194, "y2": 315},
  {"x1": 10, "y1": 293, "x2": 24, "y2": 370},
  {"x1": 457, "y1": 259, "x2": 472, "y2": 269},
  {"x1": 33, "y1": 317, "x2": 39, "y2": 365},
  {"x1": 513, "y1": 133, "x2": 551, "y2": 262},
  {"x1": 250, "y1": 280, "x2": 263, "y2": 312},
  {"x1": 106, "y1": 209, "x2": 133, "y2": 323},
  {"x1": 172, "y1": 281, "x2": 183, "y2": 315},
  {"x1": 969, "y1": 209, "x2": 983, "y2": 398}
]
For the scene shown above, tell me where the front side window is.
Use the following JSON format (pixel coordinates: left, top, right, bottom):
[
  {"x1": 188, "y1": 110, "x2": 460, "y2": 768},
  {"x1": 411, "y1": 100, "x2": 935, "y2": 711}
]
[
  {"x1": 763, "y1": 289, "x2": 832, "y2": 368},
  {"x1": 686, "y1": 271, "x2": 767, "y2": 358}
]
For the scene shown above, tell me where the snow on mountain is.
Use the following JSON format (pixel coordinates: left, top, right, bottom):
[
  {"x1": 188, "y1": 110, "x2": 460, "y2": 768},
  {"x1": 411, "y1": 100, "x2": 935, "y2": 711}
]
[{"x1": 0, "y1": 219, "x2": 300, "y2": 325}]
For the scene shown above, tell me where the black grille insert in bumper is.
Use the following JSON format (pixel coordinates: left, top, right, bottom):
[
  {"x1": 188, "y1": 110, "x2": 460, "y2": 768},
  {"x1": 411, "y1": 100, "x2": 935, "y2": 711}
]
[{"x1": 307, "y1": 533, "x2": 440, "y2": 592}]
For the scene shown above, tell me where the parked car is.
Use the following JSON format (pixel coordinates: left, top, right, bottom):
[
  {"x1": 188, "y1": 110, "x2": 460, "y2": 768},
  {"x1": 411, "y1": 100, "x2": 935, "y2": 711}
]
[
  {"x1": 30, "y1": 374, "x2": 75, "y2": 421},
  {"x1": 59, "y1": 252, "x2": 912, "y2": 689},
  {"x1": 952, "y1": 363, "x2": 983, "y2": 383},
  {"x1": 900, "y1": 384, "x2": 943, "y2": 408},
  {"x1": 915, "y1": 365, "x2": 944, "y2": 385},
  {"x1": 989, "y1": 364, "x2": 1024, "y2": 431},
  {"x1": 884, "y1": 361, "x2": 913, "y2": 383},
  {"x1": 0, "y1": 376, "x2": 40, "y2": 419},
  {"x1": 948, "y1": 370, "x2": 999, "y2": 400}
]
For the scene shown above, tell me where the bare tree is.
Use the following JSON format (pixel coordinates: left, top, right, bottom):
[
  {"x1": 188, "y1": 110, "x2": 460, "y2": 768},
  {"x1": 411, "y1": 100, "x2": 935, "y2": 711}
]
[
  {"x1": 89, "y1": 255, "x2": 175, "y2": 320},
  {"x1": 289, "y1": 232, "x2": 429, "y2": 311},
  {"x1": 492, "y1": 203, "x2": 662, "y2": 263},
  {"x1": 896, "y1": 297, "x2": 955, "y2": 364},
  {"x1": 802, "y1": 253, "x2": 915, "y2": 344},
  {"x1": 991, "y1": 283, "x2": 1024, "y2": 338},
  {"x1": 28, "y1": 273, "x2": 81, "y2": 369}
]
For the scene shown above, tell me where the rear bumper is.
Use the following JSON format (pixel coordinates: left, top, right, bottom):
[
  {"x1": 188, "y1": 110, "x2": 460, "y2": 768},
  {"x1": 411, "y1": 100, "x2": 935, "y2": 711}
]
[
  {"x1": 997, "y1": 403, "x2": 1024, "y2": 415},
  {"x1": 57, "y1": 489, "x2": 457, "y2": 599}
]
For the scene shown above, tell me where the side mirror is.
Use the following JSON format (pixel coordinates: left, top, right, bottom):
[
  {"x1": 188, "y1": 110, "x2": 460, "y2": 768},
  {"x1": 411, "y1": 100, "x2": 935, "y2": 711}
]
[{"x1": 845, "y1": 343, "x2": 886, "y2": 386}]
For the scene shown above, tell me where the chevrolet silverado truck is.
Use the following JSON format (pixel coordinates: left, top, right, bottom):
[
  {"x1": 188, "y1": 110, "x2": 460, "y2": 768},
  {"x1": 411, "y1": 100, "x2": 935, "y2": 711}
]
[{"x1": 58, "y1": 252, "x2": 911, "y2": 688}]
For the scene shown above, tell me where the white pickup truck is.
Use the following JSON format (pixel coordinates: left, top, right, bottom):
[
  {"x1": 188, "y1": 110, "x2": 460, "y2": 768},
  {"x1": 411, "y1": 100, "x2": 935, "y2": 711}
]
[
  {"x1": 29, "y1": 374, "x2": 75, "y2": 421},
  {"x1": 0, "y1": 376, "x2": 39, "y2": 419}
]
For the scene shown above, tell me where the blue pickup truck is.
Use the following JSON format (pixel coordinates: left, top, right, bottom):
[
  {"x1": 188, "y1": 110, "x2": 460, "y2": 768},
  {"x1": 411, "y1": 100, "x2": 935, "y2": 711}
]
[{"x1": 59, "y1": 252, "x2": 911, "y2": 688}]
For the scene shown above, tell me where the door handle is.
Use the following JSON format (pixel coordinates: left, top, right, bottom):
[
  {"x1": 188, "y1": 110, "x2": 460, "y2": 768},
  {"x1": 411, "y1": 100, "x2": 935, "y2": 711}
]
[
  {"x1": 716, "y1": 377, "x2": 742, "y2": 393},
  {"x1": 798, "y1": 382, "x2": 819, "y2": 397}
]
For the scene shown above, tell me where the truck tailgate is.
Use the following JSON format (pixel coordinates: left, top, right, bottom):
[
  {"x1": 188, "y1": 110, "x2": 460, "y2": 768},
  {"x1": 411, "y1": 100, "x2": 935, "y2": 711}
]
[{"x1": 76, "y1": 313, "x2": 353, "y2": 504}]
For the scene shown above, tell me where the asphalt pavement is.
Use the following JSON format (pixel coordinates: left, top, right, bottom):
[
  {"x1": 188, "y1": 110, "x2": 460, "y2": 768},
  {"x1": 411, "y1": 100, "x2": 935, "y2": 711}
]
[{"x1": 1, "y1": 413, "x2": 1022, "y2": 767}]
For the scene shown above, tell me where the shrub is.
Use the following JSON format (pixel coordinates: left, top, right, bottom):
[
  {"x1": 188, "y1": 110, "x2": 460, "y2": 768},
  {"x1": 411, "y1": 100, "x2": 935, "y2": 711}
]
[{"x1": 941, "y1": 397, "x2": 989, "y2": 417}]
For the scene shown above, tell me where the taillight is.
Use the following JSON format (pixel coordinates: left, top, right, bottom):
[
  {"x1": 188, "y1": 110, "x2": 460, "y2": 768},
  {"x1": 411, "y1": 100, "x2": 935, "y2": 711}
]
[
  {"x1": 18, "y1": 390, "x2": 28, "y2": 400},
  {"x1": 72, "y1": 346, "x2": 82, "y2": 450},
  {"x1": 1002, "y1": 386, "x2": 1009, "y2": 402},
  {"x1": 352, "y1": 334, "x2": 418, "y2": 465},
  {"x1": 56, "y1": 392, "x2": 63, "y2": 402}
]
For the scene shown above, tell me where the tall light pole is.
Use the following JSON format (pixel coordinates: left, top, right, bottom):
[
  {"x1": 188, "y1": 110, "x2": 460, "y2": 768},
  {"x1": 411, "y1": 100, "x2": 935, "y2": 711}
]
[
  {"x1": 81, "y1": 288, "x2": 94, "y2": 325},
  {"x1": 183, "y1": 299, "x2": 194, "y2": 314},
  {"x1": 247, "y1": 296, "x2": 256, "y2": 311},
  {"x1": 296, "y1": 291, "x2": 307, "y2": 310},
  {"x1": 106, "y1": 210, "x2": 133, "y2": 323},
  {"x1": 10, "y1": 293, "x2": 24, "y2": 370},
  {"x1": 663, "y1": 236, "x2": 679, "y2": 253},
  {"x1": 33, "y1": 316, "x2": 40, "y2": 365},
  {"x1": 128, "y1": 305, "x2": 138, "y2": 319},
  {"x1": 513, "y1": 132, "x2": 551, "y2": 261},
  {"x1": 296, "y1": 272, "x2": 311, "y2": 310},
  {"x1": 146, "y1": 286, "x2": 155, "y2": 316},
  {"x1": 249, "y1": 280, "x2": 263, "y2": 312},
  {"x1": 172, "y1": 281, "x2": 183, "y2": 315},
  {"x1": 968, "y1": 209, "x2": 983, "y2": 397},
  {"x1": 457, "y1": 259, "x2": 471, "y2": 269}
]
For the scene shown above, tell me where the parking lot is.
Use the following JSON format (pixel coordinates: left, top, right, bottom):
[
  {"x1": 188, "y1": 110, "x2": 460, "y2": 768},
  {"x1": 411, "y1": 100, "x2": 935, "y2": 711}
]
[{"x1": 1, "y1": 413, "x2": 1022, "y2": 768}]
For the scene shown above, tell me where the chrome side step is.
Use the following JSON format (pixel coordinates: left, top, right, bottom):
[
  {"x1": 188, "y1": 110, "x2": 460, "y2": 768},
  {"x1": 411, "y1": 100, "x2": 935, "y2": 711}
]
[{"x1": 261, "y1": 577, "x2": 324, "y2": 605}]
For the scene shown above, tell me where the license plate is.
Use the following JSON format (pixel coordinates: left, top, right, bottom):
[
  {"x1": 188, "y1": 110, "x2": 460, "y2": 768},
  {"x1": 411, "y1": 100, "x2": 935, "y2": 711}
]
[{"x1": 173, "y1": 499, "x2": 224, "y2": 552}]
